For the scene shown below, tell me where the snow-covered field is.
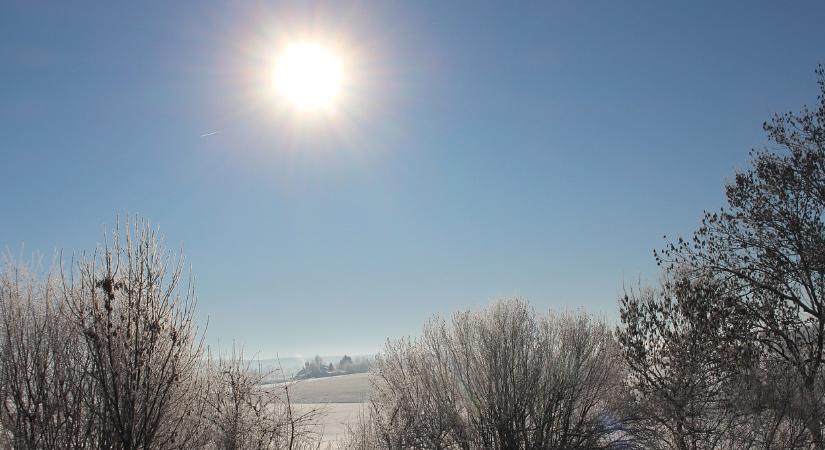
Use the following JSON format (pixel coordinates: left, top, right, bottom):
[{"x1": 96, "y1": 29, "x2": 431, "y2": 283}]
[
  {"x1": 285, "y1": 372, "x2": 371, "y2": 403},
  {"x1": 281, "y1": 373, "x2": 371, "y2": 446}
]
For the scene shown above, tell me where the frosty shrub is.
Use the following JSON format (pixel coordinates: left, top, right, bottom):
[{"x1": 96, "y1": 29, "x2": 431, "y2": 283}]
[
  {"x1": 62, "y1": 220, "x2": 205, "y2": 449},
  {"x1": 0, "y1": 260, "x2": 96, "y2": 449},
  {"x1": 199, "y1": 348, "x2": 324, "y2": 450},
  {"x1": 348, "y1": 298, "x2": 629, "y2": 450},
  {"x1": 0, "y1": 218, "x2": 327, "y2": 450}
]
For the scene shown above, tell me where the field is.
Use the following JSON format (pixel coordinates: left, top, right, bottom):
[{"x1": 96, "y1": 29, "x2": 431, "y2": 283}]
[{"x1": 281, "y1": 373, "x2": 371, "y2": 445}]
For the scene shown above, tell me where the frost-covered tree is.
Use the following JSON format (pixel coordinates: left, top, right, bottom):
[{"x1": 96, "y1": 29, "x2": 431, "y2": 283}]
[
  {"x1": 0, "y1": 217, "x2": 328, "y2": 450},
  {"x1": 354, "y1": 299, "x2": 629, "y2": 450},
  {"x1": 63, "y1": 219, "x2": 205, "y2": 449}
]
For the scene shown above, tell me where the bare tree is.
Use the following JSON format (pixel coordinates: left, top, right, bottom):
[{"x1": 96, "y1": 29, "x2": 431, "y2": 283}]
[
  {"x1": 619, "y1": 271, "x2": 820, "y2": 449},
  {"x1": 354, "y1": 298, "x2": 629, "y2": 450},
  {"x1": 618, "y1": 273, "x2": 759, "y2": 450},
  {"x1": 62, "y1": 219, "x2": 205, "y2": 450},
  {"x1": 657, "y1": 65, "x2": 825, "y2": 448}
]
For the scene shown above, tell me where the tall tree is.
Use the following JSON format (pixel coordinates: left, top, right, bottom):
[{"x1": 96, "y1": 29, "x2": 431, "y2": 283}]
[{"x1": 658, "y1": 65, "x2": 825, "y2": 448}]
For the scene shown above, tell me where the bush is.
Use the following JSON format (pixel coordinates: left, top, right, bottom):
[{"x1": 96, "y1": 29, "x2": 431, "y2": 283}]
[
  {"x1": 200, "y1": 348, "x2": 323, "y2": 450},
  {"x1": 0, "y1": 261, "x2": 95, "y2": 449},
  {"x1": 349, "y1": 298, "x2": 629, "y2": 450},
  {"x1": 0, "y1": 218, "x2": 324, "y2": 450}
]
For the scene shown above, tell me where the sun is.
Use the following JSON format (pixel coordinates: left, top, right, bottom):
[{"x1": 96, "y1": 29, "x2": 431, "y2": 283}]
[{"x1": 274, "y1": 42, "x2": 343, "y2": 111}]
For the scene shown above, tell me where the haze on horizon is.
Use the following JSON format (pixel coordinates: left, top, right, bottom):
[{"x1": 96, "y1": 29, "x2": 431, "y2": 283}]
[{"x1": 2, "y1": 1, "x2": 825, "y2": 358}]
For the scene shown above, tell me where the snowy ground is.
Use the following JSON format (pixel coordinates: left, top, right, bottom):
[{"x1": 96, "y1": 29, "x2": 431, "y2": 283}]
[{"x1": 277, "y1": 373, "x2": 371, "y2": 446}]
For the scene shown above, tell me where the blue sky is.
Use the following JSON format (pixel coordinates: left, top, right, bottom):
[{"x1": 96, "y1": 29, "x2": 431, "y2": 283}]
[{"x1": 2, "y1": 1, "x2": 824, "y2": 356}]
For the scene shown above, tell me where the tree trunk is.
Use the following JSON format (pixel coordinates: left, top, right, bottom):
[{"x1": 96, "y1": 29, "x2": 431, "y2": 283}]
[{"x1": 804, "y1": 378, "x2": 824, "y2": 450}]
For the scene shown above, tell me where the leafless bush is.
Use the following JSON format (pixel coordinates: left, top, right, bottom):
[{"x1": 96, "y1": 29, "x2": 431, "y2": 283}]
[
  {"x1": 200, "y1": 348, "x2": 324, "y2": 450},
  {"x1": 351, "y1": 298, "x2": 629, "y2": 450},
  {"x1": 0, "y1": 260, "x2": 95, "y2": 449},
  {"x1": 336, "y1": 408, "x2": 379, "y2": 450},
  {"x1": 0, "y1": 217, "x2": 328, "y2": 450},
  {"x1": 61, "y1": 219, "x2": 205, "y2": 449}
]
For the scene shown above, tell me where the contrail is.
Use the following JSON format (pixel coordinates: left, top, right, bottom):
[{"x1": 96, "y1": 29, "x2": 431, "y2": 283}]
[{"x1": 200, "y1": 131, "x2": 219, "y2": 138}]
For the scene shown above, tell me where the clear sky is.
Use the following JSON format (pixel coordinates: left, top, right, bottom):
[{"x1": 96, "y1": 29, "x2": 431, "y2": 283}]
[{"x1": 2, "y1": 1, "x2": 825, "y2": 357}]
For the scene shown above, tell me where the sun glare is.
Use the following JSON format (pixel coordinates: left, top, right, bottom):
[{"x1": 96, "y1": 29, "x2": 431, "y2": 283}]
[{"x1": 274, "y1": 43, "x2": 343, "y2": 111}]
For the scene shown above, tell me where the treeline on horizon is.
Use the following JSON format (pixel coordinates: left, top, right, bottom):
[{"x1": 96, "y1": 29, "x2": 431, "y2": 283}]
[
  {"x1": 2, "y1": 66, "x2": 825, "y2": 449},
  {"x1": 294, "y1": 354, "x2": 372, "y2": 380}
]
